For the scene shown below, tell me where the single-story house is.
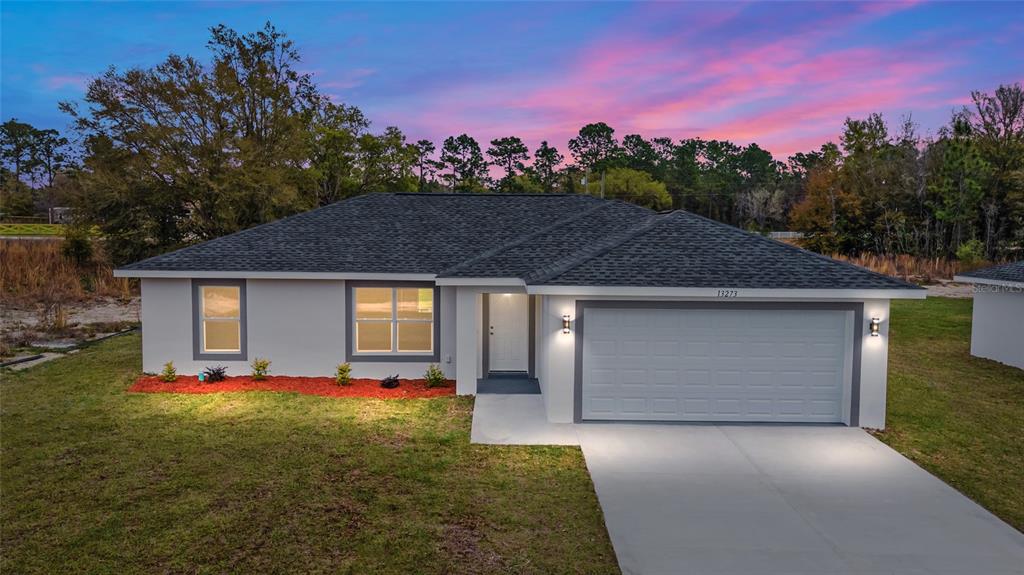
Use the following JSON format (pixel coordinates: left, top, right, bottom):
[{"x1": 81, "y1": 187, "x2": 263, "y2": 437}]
[
  {"x1": 115, "y1": 193, "x2": 925, "y2": 428},
  {"x1": 954, "y1": 261, "x2": 1024, "y2": 370}
]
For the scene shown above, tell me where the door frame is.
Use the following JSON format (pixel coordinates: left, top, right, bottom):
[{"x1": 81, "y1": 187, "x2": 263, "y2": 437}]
[
  {"x1": 573, "y1": 300, "x2": 864, "y2": 425},
  {"x1": 482, "y1": 293, "x2": 536, "y2": 377}
]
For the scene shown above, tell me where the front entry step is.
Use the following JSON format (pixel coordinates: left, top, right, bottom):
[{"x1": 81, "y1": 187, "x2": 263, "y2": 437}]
[{"x1": 477, "y1": 372, "x2": 540, "y2": 394}]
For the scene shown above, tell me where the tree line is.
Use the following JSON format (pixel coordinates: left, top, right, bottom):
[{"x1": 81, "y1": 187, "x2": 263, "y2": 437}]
[{"x1": 1, "y1": 23, "x2": 1021, "y2": 265}]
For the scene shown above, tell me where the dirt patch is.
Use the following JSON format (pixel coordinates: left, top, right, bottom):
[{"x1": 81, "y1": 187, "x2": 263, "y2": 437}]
[
  {"x1": 129, "y1": 375, "x2": 456, "y2": 399},
  {"x1": 2, "y1": 296, "x2": 139, "y2": 331},
  {"x1": 440, "y1": 519, "x2": 504, "y2": 573},
  {"x1": 925, "y1": 281, "x2": 974, "y2": 299}
]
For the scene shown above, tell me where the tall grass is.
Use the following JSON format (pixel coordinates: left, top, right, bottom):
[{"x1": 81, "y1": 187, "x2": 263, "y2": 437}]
[
  {"x1": 830, "y1": 253, "x2": 992, "y2": 283},
  {"x1": 0, "y1": 239, "x2": 134, "y2": 308}
]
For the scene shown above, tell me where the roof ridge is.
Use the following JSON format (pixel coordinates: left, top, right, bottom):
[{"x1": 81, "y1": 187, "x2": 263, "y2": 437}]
[
  {"x1": 437, "y1": 201, "x2": 615, "y2": 276},
  {"x1": 674, "y1": 210, "x2": 924, "y2": 290},
  {"x1": 523, "y1": 211, "x2": 675, "y2": 284}
]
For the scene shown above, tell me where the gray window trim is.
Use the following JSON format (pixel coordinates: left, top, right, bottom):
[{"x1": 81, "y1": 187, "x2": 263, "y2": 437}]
[
  {"x1": 573, "y1": 300, "x2": 863, "y2": 426},
  {"x1": 192, "y1": 279, "x2": 247, "y2": 361},
  {"x1": 346, "y1": 280, "x2": 441, "y2": 363}
]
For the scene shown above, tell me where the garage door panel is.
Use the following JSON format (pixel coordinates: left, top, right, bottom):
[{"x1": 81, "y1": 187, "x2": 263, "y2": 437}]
[
  {"x1": 650, "y1": 341, "x2": 679, "y2": 357},
  {"x1": 582, "y1": 308, "x2": 849, "y2": 423},
  {"x1": 621, "y1": 340, "x2": 647, "y2": 357}
]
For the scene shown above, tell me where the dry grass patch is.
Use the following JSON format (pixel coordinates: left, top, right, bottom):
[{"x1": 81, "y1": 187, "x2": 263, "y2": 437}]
[
  {"x1": 828, "y1": 253, "x2": 996, "y2": 283},
  {"x1": 0, "y1": 239, "x2": 132, "y2": 306}
]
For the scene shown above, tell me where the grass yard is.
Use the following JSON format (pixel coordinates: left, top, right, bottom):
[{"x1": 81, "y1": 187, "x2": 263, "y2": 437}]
[
  {"x1": 0, "y1": 223, "x2": 63, "y2": 236},
  {"x1": 875, "y1": 297, "x2": 1024, "y2": 532},
  {"x1": 0, "y1": 335, "x2": 618, "y2": 574}
]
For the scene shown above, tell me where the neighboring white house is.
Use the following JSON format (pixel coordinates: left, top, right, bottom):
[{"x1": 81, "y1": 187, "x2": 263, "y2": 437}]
[
  {"x1": 954, "y1": 261, "x2": 1024, "y2": 370},
  {"x1": 115, "y1": 193, "x2": 925, "y2": 429}
]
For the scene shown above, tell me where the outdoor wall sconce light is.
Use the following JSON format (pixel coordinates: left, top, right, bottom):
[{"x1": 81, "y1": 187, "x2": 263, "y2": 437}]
[
  {"x1": 869, "y1": 317, "x2": 881, "y2": 337},
  {"x1": 562, "y1": 314, "x2": 572, "y2": 334}
]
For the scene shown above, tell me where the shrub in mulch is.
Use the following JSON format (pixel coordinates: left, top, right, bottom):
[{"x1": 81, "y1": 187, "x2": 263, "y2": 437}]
[
  {"x1": 380, "y1": 374, "x2": 400, "y2": 389},
  {"x1": 129, "y1": 374, "x2": 456, "y2": 399}
]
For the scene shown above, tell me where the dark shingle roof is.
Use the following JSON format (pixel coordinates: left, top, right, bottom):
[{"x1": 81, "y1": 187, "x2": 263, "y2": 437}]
[
  {"x1": 532, "y1": 211, "x2": 919, "y2": 290},
  {"x1": 120, "y1": 192, "x2": 921, "y2": 291},
  {"x1": 120, "y1": 193, "x2": 609, "y2": 274},
  {"x1": 956, "y1": 260, "x2": 1024, "y2": 285}
]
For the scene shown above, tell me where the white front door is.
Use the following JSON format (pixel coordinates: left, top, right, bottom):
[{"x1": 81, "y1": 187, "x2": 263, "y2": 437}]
[{"x1": 489, "y1": 294, "x2": 528, "y2": 372}]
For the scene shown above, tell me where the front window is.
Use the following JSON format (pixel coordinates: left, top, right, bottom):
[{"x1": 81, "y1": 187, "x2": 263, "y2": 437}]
[
  {"x1": 354, "y1": 286, "x2": 434, "y2": 354},
  {"x1": 201, "y1": 286, "x2": 242, "y2": 352}
]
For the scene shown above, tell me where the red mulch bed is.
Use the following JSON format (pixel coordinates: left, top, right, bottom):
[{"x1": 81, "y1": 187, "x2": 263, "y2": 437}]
[{"x1": 129, "y1": 375, "x2": 456, "y2": 399}]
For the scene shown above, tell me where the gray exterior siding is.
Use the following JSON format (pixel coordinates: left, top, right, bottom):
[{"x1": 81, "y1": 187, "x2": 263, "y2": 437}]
[{"x1": 141, "y1": 278, "x2": 456, "y2": 379}]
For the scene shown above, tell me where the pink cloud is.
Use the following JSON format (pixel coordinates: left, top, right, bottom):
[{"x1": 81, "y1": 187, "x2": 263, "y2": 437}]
[
  {"x1": 321, "y1": 68, "x2": 376, "y2": 91},
  {"x1": 379, "y1": 1, "x2": 981, "y2": 165},
  {"x1": 43, "y1": 74, "x2": 89, "y2": 91}
]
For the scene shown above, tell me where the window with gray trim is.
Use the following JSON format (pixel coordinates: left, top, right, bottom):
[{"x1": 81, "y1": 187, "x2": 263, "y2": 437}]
[
  {"x1": 346, "y1": 282, "x2": 440, "y2": 362},
  {"x1": 192, "y1": 279, "x2": 247, "y2": 361},
  {"x1": 353, "y1": 286, "x2": 434, "y2": 354}
]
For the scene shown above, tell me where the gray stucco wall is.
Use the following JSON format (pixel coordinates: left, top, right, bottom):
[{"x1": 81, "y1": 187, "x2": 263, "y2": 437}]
[
  {"x1": 140, "y1": 278, "x2": 456, "y2": 379},
  {"x1": 971, "y1": 289, "x2": 1024, "y2": 370}
]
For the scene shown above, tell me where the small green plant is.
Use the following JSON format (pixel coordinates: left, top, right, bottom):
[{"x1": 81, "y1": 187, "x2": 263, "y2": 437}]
[
  {"x1": 424, "y1": 363, "x2": 446, "y2": 388},
  {"x1": 335, "y1": 362, "x2": 352, "y2": 386},
  {"x1": 380, "y1": 374, "x2": 400, "y2": 389},
  {"x1": 61, "y1": 224, "x2": 93, "y2": 268},
  {"x1": 250, "y1": 357, "x2": 271, "y2": 380},
  {"x1": 956, "y1": 239, "x2": 985, "y2": 265},
  {"x1": 159, "y1": 361, "x2": 177, "y2": 383},
  {"x1": 203, "y1": 366, "x2": 228, "y2": 383}
]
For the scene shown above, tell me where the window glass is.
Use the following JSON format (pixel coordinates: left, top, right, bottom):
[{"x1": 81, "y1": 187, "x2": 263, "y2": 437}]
[
  {"x1": 353, "y1": 286, "x2": 434, "y2": 355},
  {"x1": 355, "y1": 288, "x2": 393, "y2": 320},
  {"x1": 398, "y1": 322, "x2": 432, "y2": 352},
  {"x1": 204, "y1": 320, "x2": 240, "y2": 352},
  {"x1": 356, "y1": 321, "x2": 392, "y2": 353},
  {"x1": 202, "y1": 286, "x2": 240, "y2": 318},
  {"x1": 397, "y1": 288, "x2": 433, "y2": 320}
]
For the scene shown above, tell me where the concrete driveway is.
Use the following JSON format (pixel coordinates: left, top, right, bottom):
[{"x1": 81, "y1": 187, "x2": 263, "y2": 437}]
[{"x1": 577, "y1": 424, "x2": 1024, "y2": 575}]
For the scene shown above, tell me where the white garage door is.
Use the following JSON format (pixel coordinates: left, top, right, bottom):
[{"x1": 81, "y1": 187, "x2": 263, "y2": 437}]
[{"x1": 581, "y1": 307, "x2": 851, "y2": 422}]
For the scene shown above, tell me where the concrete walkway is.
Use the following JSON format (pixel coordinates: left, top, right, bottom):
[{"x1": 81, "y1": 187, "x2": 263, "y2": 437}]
[
  {"x1": 578, "y1": 424, "x2": 1024, "y2": 575},
  {"x1": 470, "y1": 395, "x2": 578, "y2": 445}
]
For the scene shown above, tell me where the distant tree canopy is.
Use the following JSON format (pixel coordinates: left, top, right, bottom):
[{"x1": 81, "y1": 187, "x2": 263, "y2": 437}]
[
  {"x1": 2, "y1": 22, "x2": 1020, "y2": 264},
  {"x1": 0, "y1": 119, "x2": 72, "y2": 216}
]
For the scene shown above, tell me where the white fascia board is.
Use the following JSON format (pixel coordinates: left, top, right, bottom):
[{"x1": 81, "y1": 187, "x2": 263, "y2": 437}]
[
  {"x1": 433, "y1": 277, "x2": 526, "y2": 287},
  {"x1": 114, "y1": 269, "x2": 437, "y2": 281},
  {"x1": 525, "y1": 285, "x2": 928, "y2": 300},
  {"x1": 953, "y1": 275, "x2": 1024, "y2": 289}
]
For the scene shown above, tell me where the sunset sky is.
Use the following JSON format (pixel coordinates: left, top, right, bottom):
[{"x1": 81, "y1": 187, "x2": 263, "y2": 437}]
[{"x1": 2, "y1": 1, "x2": 1022, "y2": 160}]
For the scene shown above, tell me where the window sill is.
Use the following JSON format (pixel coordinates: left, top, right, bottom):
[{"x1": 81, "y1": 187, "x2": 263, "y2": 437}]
[
  {"x1": 348, "y1": 353, "x2": 438, "y2": 363},
  {"x1": 194, "y1": 351, "x2": 247, "y2": 362}
]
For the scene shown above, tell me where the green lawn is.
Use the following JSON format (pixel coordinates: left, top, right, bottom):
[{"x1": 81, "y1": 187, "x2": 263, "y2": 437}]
[
  {"x1": 874, "y1": 297, "x2": 1024, "y2": 532},
  {"x1": 0, "y1": 223, "x2": 63, "y2": 236},
  {"x1": 4, "y1": 298, "x2": 1021, "y2": 573},
  {"x1": 0, "y1": 335, "x2": 618, "y2": 574}
]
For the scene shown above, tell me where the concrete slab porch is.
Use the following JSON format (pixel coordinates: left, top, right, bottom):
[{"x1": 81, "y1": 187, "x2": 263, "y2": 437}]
[{"x1": 470, "y1": 394, "x2": 578, "y2": 445}]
